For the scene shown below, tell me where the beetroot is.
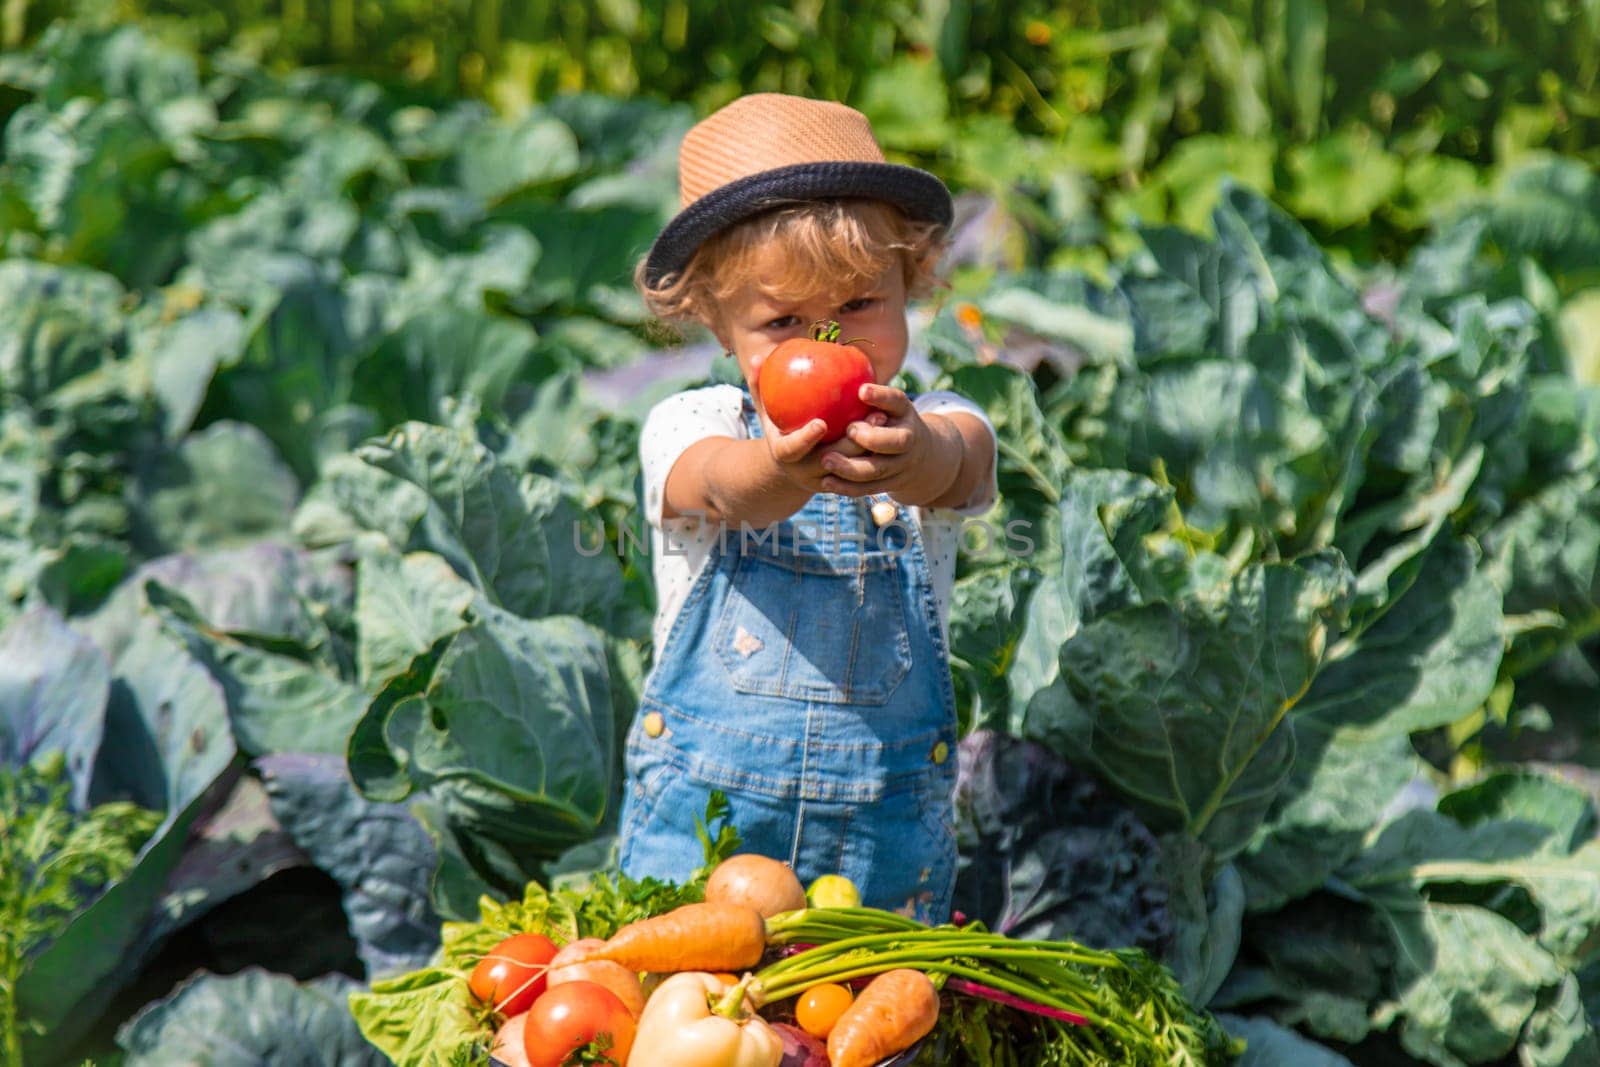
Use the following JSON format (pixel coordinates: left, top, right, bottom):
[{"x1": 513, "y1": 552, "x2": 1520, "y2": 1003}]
[{"x1": 772, "y1": 1022, "x2": 829, "y2": 1067}]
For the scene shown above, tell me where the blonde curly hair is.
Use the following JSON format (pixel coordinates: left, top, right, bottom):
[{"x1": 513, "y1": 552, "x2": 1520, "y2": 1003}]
[{"x1": 634, "y1": 198, "x2": 948, "y2": 338}]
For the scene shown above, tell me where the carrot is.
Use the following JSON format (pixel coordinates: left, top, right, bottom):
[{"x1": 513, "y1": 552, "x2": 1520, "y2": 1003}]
[
  {"x1": 826, "y1": 968, "x2": 940, "y2": 1067},
  {"x1": 578, "y1": 901, "x2": 767, "y2": 973}
]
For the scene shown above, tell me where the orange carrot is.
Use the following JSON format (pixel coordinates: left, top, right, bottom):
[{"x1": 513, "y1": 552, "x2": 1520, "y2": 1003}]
[
  {"x1": 826, "y1": 969, "x2": 940, "y2": 1067},
  {"x1": 579, "y1": 901, "x2": 767, "y2": 973}
]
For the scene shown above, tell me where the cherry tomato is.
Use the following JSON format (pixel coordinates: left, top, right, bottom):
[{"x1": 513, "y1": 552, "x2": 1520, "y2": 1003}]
[
  {"x1": 524, "y1": 982, "x2": 636, "y2": 1067},
  {"x1": 795, "y1": 981, "x2": 854, "y2": 1038},
  {"x1": 757, "y1": 328, "x2": 875, "y2": 443},
  {"x1": 469, "y1": 933, "x2": 558, "y2": 1016}
]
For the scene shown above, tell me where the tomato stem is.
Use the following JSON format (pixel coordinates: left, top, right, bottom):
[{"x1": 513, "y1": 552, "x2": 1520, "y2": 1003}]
[{"x1": 805, "y1": 318, "x2": 875, "y2": 349}]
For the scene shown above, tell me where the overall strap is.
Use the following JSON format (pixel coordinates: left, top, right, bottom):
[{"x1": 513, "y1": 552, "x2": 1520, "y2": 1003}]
[{"x1": 739, "y1": 387, "x2": 762, "y2": 437}]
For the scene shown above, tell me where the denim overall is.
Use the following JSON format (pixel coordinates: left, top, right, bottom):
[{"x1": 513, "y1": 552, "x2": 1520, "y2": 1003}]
[{"x1": 617, "y1": 390, "x2": 959, "y2": 922}]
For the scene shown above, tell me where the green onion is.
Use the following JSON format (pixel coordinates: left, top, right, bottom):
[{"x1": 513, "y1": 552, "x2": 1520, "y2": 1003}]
[{"x1": 753, "y1": 907, "x2": 1242, "y2": 1066}]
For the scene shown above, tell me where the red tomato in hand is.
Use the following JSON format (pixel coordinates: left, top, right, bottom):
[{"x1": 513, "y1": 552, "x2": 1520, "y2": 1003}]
[
  {"x1": 523, "y1": 982, "x2": 636, "y2": 1067},
  {"x1": 469, "y1": 933, "x2": 558, "y2": 1016},
  {"x1": 758, "y1": 325, "x2": 875, "y2": 443}
]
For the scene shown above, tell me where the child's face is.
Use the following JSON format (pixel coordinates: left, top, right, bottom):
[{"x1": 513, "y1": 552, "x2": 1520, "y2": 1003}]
[{"x1": 710, "y1": 238, "x2": 909, "y2": 390}]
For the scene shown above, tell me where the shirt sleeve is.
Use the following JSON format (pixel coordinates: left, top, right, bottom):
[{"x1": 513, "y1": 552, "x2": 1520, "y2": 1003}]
[
  {"x1": 914, "y1": 390, "x2": 999, "y2": 516},
  {"x1": 638, "y1": 385, "x2": 746, "y2": 527}
]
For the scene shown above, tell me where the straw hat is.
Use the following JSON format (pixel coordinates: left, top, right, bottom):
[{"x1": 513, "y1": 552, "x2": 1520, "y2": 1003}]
[{"x1": 641, "y1": 93, "x2": 953, "y2": 289}]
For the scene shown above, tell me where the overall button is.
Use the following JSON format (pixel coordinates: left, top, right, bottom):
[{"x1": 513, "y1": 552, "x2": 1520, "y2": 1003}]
[
  {"x1": 931, "y1": 740, "x2": 949, "y2": 765},
  {"x1": 871, "y1": 500, "x2": 899, "y2": 526},
  {"x1": 642, "y1": 711, "x2": 665, "y2": 738}
]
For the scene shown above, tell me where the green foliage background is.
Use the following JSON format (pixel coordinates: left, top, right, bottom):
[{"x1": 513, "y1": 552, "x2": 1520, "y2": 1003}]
[
  {"x1": 7, "y1": 0, "x2": 1600, "y2": 265},
  {"x1": 3, "y1": 4, "x2": 1600, "y2": 1066}
]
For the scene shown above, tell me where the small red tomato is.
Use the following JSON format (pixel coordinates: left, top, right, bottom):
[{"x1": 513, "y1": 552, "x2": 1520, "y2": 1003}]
[
  {"x1": 757, "y1": 321, "x2": 875, "y2": 443},
  {"x1": 524, "y1": 982, "x2": 636, "y2": 1067},
  {"x1": 469, "y1": 933, "x2": 558, "y2": 1016}
]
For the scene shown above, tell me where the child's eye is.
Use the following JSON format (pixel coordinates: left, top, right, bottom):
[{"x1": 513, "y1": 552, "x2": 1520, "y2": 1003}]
[
  {"x1": 765, "y1": 315, "x2": 800, "y2": 330},
  {"x1": 842, "y1": 298, "x2": 876, "y2": 313}
]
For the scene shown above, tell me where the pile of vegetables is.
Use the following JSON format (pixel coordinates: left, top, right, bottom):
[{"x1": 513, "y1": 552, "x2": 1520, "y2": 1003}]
[{"x1": 354, "y1": 799, "x2": 1238, "y2": 1066}]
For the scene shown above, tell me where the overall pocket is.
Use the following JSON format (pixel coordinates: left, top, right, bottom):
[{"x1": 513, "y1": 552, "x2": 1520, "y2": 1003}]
[{"x1": 713, "y1": 552, "x2": 912, "y2": 705}]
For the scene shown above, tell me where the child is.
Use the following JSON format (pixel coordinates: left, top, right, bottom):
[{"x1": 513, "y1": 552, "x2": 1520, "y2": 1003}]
[{"x1": 618, "y1": 93, "x2": 998, "y2": 922}]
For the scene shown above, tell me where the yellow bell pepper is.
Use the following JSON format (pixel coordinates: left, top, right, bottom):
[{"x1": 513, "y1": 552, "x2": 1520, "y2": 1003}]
[{"x1": 626, "y1": 972, "x2": 784, "y2": 1067}]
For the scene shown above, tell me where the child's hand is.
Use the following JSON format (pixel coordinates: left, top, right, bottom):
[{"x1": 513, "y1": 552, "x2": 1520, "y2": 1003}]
[
  {"x1": 816, "y1": 384, "x2": 962, "y2": 502},
  {"x1": 762, "y1": 417, "x2": 869, "y2": 495}
]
